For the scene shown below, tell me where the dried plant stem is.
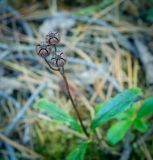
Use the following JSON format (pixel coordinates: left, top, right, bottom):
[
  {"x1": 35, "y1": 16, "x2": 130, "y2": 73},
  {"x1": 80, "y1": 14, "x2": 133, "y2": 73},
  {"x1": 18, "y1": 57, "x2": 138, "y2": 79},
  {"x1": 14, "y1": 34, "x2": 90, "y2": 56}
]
[
  {"x1": 61, "y1": 73, "x2": 89, "y2": 138},
  {"x1": 44, "y1": 58, "x2": 89, "y2": 137},
  {"x1": 44, "y1": 57, "x2": 59, "y2": 71}
]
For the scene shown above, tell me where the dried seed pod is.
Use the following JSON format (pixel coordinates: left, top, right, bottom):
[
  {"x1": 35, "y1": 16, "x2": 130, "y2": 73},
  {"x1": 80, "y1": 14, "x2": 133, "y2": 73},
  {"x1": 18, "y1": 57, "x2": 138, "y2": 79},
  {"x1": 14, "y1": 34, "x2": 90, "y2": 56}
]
[
  {"x1": 50, "y1": 58, "x2": 59, "y2": 70},
  {"x1": 56, "y1": 54, "x2": 66, "y2": 67},
  {"x1": 49, "y1": 52, "x2": 66, "y2": 70},
  {"x1": 46, "y1": 32, "x2": 60, "y2": 45},
  {"x1": 55, "y1": 52, "x2": 66, "y2": 67},
  {"x1": 36, "y1": 42, "x2": 51, "y2": 58}
]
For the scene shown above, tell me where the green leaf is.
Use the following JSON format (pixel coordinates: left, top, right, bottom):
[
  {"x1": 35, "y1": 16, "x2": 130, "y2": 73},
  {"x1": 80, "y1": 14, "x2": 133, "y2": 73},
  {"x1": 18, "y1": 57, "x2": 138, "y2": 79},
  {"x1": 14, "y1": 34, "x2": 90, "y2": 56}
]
[
  {"x1": 91, "y1": 88, "x2": 142, "y2": 130},
  {"x1": 114, "y1": 104, "x2": 137, "y2": 120},
  {"x1": 106, "y1": 120, "x2": 132, "y2": 145},
  {"x1": 66, "y1": 141, "x2": 88, "y2": 160},
  {"x1": 133, "y1": 118, "x2": 148, "y2": 133},
  {"x1": 34, "y1": 99, "x2": 82, "y2": 132},
  {"x1": 137, "y1": 96, "x2": 153, "y2": 118},
  {"x1": 146, "y1": 8, "x2": 153, "y2": 21},
  {"x1": 94, "y1": 102, "x2": 106, "y2": 114},
  {"x1": 73, "y1": 0, "x2": 113, "y2": 16}
]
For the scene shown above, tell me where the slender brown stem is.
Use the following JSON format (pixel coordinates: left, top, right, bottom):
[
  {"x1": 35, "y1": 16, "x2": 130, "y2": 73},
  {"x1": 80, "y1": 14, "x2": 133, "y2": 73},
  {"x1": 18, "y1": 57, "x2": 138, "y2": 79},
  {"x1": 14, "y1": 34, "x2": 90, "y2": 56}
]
[
  {"x1": 54, "y1": 45, "x2": 57, "y2": 55},
  {"x1": 44, "y1": 57, "x2": 59, "y2": 71},
  {"x1": 62, "y1": 73, "x2": 89, "y2": 138},
  {"x1": 44, "y1": 58, "x2": 89, "y2": 137}
]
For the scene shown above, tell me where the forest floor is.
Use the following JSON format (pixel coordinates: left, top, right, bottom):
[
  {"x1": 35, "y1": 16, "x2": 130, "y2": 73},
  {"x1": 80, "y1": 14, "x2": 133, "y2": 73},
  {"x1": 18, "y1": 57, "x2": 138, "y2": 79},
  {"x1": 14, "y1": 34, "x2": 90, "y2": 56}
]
[{"x1": 0, "y1": 0, "x2": 153, "y2": 159}]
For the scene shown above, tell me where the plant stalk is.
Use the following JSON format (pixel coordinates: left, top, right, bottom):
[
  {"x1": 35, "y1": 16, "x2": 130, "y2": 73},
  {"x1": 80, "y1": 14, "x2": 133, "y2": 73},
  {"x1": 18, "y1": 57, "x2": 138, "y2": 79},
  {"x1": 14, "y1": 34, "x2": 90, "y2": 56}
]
[
  {"x1": 44, "y1": 57, "x2": 59, "y2": 71},
  {"x1": 44, "y1": 58, "x2": 89, "y2": 137},
  {"x1": 62, "y1": 73, "x2": 89, "y2": 138}
]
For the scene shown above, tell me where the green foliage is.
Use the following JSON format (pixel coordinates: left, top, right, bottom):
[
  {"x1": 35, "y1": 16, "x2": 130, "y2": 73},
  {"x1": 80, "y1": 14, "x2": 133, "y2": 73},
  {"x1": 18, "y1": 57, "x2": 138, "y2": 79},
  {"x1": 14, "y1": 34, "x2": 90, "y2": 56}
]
[
  {"x1": 106, "y1": 120, "x2": 132, "y2": 145},
  {"x1": 91, "y1": 88, "x2": 142, "y2": 130},
  {"x1": 73, "y1": 0, "x2": 113, "y2": 16},
  {"x1": 114, "y1": 105, "x2": 136, "y2": 120},
  {"x1": 34, "y1": 88, "x2": 153, "y2": 158},
  {"x1": 145, "y1": 8, "x2": 153, "y2": 21},
  {"x1": 34, "y1": 98, "x2": 82, "y2": 132},
  {"x1": 66, "y1": 141, "x2": 88, "y2": 160},
  {"x1": 137, "y1": 96, "x2": 153, "y2": 118},
  {"x1": 133, "y1": 118, "x2": 148, "y2": 132},
  {"x1": 94, "y1": 102, "x2": 106, "y2": 114},
  {"x1": 33, "y1": 124, "x2": 77, "y2": 159},
  {"x1": 105, "y1": 96, "x2": 153, "y2": 144}
]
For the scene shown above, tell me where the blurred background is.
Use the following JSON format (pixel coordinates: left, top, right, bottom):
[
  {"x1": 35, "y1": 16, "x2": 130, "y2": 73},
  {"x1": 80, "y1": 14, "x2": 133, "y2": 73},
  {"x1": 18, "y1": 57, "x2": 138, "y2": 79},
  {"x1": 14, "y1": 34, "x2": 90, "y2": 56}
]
[{"x1": 0, "y1": 0, "x2": 153, "y2": 159}]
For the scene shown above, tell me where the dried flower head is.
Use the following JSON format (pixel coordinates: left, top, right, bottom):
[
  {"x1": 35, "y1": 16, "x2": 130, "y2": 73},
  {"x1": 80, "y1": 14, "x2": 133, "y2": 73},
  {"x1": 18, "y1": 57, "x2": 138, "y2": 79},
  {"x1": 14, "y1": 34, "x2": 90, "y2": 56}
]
[
  {"x1": 50, "y1": 52, "x2": 66, "y2": 70},
  {"x1": 46, "y1": 32, "x2": 60, "y2": 45},
  {"x1": 36, "y1": 42, "x2": 51, "y2": 58}
]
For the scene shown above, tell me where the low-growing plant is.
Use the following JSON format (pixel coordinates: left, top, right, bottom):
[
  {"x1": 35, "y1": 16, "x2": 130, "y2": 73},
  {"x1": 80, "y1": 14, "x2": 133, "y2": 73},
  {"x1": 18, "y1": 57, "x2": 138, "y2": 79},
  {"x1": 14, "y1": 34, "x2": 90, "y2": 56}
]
[{"x1": 34, "y1": 32, "x2": 153, "y2": 160}]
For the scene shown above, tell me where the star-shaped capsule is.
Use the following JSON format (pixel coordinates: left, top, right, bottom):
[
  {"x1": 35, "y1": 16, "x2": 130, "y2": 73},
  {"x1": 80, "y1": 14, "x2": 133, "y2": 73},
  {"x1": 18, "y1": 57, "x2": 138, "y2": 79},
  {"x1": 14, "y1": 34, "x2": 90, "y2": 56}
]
[
  {"x1": 45, "y1": 32, "x2": 60, "y2": 45},
  {"x1": 36, "y1": 42, "x2": 51, "y2": 58}
]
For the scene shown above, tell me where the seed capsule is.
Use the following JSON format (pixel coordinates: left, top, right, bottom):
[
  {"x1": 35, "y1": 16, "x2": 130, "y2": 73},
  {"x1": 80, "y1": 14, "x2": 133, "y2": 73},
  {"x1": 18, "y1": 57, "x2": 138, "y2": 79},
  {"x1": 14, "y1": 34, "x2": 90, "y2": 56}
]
[
  {"x1": 36, "y1": 42, "x2": 51, "y2": 58},
  {"x1": 46, "y1": 32, "x2": 60, "y2": 45},
  {"x1": 49, "y1": 52, "x2": 66, "y2": 70},
  {"x1": 56, "y1": 53, "x2": 66, "y2": 67}
]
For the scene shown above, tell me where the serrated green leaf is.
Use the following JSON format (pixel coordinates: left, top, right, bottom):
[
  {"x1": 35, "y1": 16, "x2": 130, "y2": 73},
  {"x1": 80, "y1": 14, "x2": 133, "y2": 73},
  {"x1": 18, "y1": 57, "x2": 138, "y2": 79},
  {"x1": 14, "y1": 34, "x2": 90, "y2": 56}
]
[
  {"x1": 91, "y1": 88, "x2": 142, "y2": 130},
  {"x1": 66, "y1": 141, "x2": 88, "y2": 160},
  {"x1": 34, "y1": 99, "x2": 82, "y2": 132},
  {"x1": 106, "y1": 120, "x2": 132, "y2": 145},
  {"x1": 133, "y1": 118, "x2": 148, "y2": 132},
  {"x1": 137, "y1": 96, "x2": 153, "y2": 118}
]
